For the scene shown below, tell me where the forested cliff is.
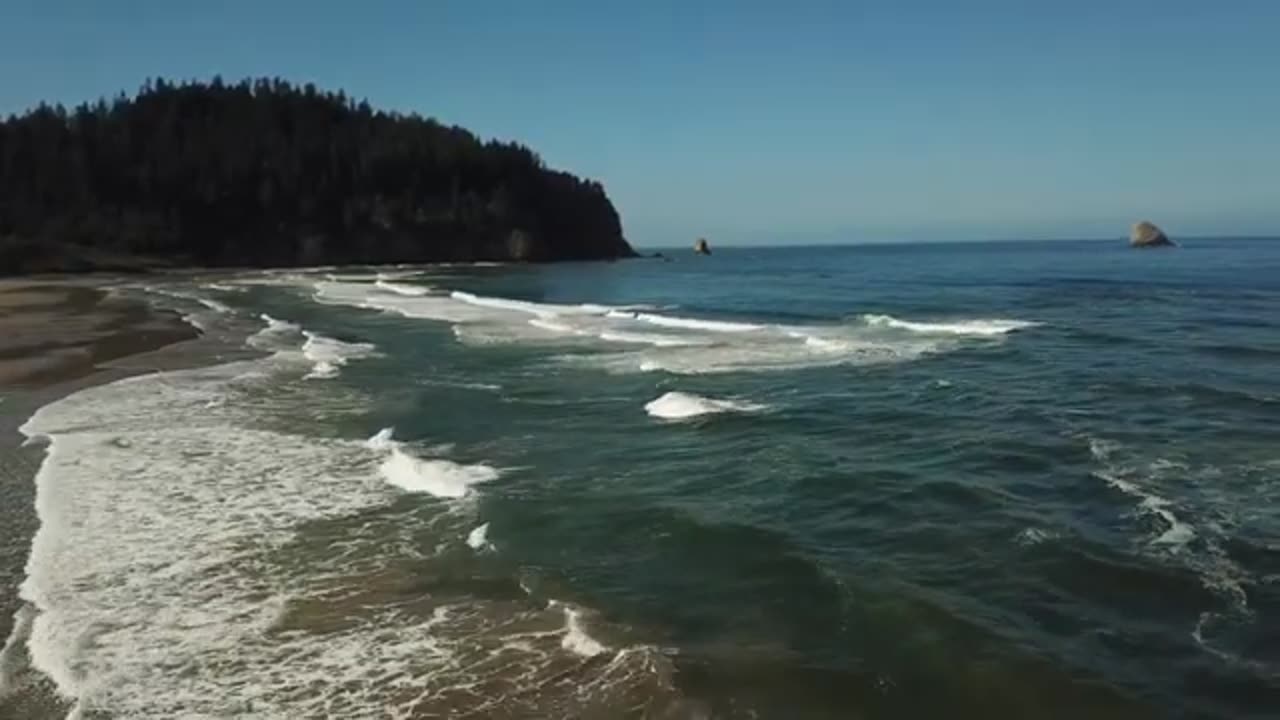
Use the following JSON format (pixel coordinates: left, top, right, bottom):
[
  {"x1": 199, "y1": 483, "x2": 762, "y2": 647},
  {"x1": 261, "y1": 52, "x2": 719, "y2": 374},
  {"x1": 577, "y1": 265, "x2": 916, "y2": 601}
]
[{"x1": 0, "y1": 78, "x2": 634, "y2": 274}]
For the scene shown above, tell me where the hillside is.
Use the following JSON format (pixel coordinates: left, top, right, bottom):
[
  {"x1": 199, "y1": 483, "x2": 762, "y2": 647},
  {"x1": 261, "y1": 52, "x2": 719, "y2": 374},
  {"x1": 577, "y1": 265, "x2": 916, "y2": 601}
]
[{"x1": 0, "y1": 78, "x2": 635, "y2": 274}]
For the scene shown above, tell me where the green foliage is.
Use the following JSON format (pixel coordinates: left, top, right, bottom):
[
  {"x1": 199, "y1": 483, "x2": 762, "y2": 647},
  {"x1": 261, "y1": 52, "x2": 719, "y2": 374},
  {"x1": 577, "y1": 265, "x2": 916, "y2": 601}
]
[{"x1": 0, "y1": 78, "x2": 633, "y2": 273}]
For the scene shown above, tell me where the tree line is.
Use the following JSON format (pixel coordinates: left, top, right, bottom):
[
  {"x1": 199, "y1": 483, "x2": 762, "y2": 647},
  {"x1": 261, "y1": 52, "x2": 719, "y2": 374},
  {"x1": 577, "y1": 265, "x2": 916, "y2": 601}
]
[{"x1": 0, "y1": 77, "x2": 634, "y2": 273}]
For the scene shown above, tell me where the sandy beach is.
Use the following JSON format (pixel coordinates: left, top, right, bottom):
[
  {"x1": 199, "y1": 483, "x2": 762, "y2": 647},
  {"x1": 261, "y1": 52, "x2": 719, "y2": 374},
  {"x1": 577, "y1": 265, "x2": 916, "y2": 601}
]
[{"x1": 0, "y1": 279, "x2": 204, "y2": 718}]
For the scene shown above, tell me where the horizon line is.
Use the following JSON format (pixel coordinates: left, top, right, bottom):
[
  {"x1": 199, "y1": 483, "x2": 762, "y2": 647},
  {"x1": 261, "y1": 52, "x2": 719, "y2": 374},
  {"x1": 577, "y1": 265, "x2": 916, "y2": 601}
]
[{"x1": 632, "y1": 235, "x2": 1280, "y2": 250}]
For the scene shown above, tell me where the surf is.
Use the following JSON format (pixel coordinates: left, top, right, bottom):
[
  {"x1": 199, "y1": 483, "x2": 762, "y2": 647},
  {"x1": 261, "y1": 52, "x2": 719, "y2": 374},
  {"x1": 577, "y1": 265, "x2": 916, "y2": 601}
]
[
  {"x1": 861, "y1": 314, "x2": 1041, "y2": 336},
  {"x1": 644, "y1": 391, "x2": 768, "y2": 419},
  {"x1": 365, "y1": 428, "x2": 500, "y2": 498},
  {"x1": 312, "y1": 278, "x2": 1042, "y2": 374}
]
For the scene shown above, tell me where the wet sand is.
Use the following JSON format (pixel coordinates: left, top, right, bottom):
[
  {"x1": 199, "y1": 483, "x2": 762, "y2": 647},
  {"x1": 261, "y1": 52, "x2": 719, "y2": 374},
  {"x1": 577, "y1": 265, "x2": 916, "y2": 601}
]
[
  {"x1": 0, "y1": 280, "x2": 198, "y2": 388},
  {"x1": 0, "y1": 279, "x2": 207, "y2": 718}
]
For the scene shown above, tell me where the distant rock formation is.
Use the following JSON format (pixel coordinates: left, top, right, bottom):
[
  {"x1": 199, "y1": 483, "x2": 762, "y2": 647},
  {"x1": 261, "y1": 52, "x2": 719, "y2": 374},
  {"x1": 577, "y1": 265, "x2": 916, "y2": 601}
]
[
  {"x1": 1130, "y1": 221, "x2": 1174, "y2": 248},
  {"x1": 694, "y1": 237, "x2": 711, "y2": 255}
]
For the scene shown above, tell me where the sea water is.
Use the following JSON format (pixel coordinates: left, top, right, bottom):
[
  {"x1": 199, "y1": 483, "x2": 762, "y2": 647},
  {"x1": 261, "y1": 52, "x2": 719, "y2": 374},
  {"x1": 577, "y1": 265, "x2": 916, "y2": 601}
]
[{"x1": 4, "y1": 239, "x2": 1280, "y2": 718}]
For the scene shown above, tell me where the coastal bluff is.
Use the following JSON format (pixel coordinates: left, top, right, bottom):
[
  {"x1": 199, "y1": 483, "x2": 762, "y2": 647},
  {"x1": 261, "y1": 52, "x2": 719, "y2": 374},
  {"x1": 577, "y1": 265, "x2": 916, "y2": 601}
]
[{"x1": 0, "y1": 78, "x2": 635, "y2": 275}]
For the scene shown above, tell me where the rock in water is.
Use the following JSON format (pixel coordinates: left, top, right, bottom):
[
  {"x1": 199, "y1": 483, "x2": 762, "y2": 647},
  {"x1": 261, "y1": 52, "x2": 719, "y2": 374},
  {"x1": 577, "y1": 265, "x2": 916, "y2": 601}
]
[
  {"x1": 694, "y1": 237, "x2": 712, "y2": 255},
  {"x1": 1130, "y1": 221, "x2": 1174, "y2": 248}
]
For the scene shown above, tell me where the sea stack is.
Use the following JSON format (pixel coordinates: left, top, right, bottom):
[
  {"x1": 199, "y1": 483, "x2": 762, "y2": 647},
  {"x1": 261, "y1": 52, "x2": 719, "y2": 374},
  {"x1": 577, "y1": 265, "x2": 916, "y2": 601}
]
[
  {"x1": 694, "y1": 237, "x2": 712, "y2": 255},
  {"x1": 1129, "y1": 221, "x2": 1174, "y2": 248}
]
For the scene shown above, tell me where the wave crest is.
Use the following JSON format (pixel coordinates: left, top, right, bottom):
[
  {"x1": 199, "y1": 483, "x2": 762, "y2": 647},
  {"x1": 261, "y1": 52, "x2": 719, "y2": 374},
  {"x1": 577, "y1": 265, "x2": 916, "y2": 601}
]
[
  {"x1": 365, "y1": 428, "x2": 499, "y2": 498},
  {"x1": 644, "y1": 391, "x2": 768, "y2": 420},
  {"x1": 861, "y1": 314, "x2": 1041, "y2": 336}
]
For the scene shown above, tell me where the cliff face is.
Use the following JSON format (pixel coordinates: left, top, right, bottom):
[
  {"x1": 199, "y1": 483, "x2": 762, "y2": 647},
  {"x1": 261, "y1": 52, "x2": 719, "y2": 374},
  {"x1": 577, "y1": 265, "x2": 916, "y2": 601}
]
[{"x1": 0, "y1": 78, "x2": 635, "y2": 275}]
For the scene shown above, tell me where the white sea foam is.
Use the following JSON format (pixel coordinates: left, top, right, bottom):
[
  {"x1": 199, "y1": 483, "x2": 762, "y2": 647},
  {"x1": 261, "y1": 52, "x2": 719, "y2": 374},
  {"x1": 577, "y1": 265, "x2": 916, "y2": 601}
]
[
  {"x1": 246, "y1": 313, "x2": 302, "y2": 353},
  {"x1": 466, "y1": 523, "x2": 492, "y2": 551},
  {"x1": 0, "y1": 605, "x2": 35, "y2": 699},
  {"x1": 529, "y1": 318, "x2": 585, "y2": 335},
  {"x1": 14, "y1": 360, "x2": 423, "y2": 717},
  {"x1": 419, "y1": 379, "x2": 503, "y2": 392},
  {"x1": 1086, "y1": 437, "x2": 1267, "y2": 668},
  {"x1": 301, "y1": 331, "x2": 378, "y2": 380},
  {"x1": 451, "y1": 290, "x2": 557, "y2": 316},
  {"x1": 197, "y1": 297, "x2": 232, "y2": 313},
  {"x1": 365, "y1": 428, "x2": 499, "y2": 498},
  {"x1": 202, "y1": 282, "x2": 246, "y2": 292},
  {"x1": 626, "y1": 312, "x2": 762, "y2": 333},
  {"x1": 560, "y1": 606, "x2": 607, "y2": 658},
  {"x1": 644, "y1": 391, "x2": 768, "y2": 420},
  {"x1": 1014, "y1": 527, "x2": 1058, "y2": 546},
  {"x1": 861, "y1": 314, "x2": 1040, "y2": 336},
  {"x1": 374, "y1": 279, "x2": 431, "y2": 296},
  {"x1": 599, "y1": 330, "x2": 706, "y2": 347},
  {"x1": 1097, "y1": 469, "x2": 1196, "y2": 550},
  {"x1": 364, "y1": 427, "x2": 397, "y2": 451},
  {"x1": 139, "y1": 286, "x2": 236, "y2": 334},
  {"x1": 312, "y1": 280, "x2": 1036, "y2": 374},
  {"x1": 245, "y1": 314, "x2": 378, "y2": 380},
  {"x1": 12, "y1": 333, "x2": 669, "y2": 716},
  {"x1": 378, "y1": 450, "x2": 499, "y2": 498}
]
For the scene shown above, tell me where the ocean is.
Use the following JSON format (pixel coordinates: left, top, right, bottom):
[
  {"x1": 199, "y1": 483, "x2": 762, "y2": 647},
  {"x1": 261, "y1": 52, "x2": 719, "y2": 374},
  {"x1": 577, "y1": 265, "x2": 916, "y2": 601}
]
[{"x1": 2, "y1": 239, "x2": 1279, "y2": 718}]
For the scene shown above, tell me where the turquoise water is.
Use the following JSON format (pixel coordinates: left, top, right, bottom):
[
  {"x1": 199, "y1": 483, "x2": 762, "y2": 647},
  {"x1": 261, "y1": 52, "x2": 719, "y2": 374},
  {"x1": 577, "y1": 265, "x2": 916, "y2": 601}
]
[{"x1": 10, "y1": 239, "x2": 1280, "y2": 718}]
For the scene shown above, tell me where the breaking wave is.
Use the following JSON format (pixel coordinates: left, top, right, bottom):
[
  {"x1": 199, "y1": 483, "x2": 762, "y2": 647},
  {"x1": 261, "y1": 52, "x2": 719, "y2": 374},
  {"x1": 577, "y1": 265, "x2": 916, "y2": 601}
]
[
  {"x1": 365, "y1": 428, "x2": 500, "y2": 498},
  {"x1": 645, "y1": 391, "x2": 768, "y2": 420},
  {"x1": 861, "y1": 314, "x2": 1041, "y2": 336},
  {"x1": 301, "y1": 331, "x2": 378, "y2": 380},
  {"x1": 374, "y1": 278, "x2": 431, "y2": 296},
  {"x1": 9, "y1": 324, "x2": 678, "y2": 718},
  {"x1": 313, "y1": 280, "x2": 1036, "y2": 375}
]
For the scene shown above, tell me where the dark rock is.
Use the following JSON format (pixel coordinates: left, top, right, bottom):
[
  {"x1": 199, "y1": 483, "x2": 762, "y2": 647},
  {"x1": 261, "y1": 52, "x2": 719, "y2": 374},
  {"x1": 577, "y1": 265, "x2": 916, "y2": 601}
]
[{"x1": 1130, "y1": 221, "x2": 1174, "y2": 248}]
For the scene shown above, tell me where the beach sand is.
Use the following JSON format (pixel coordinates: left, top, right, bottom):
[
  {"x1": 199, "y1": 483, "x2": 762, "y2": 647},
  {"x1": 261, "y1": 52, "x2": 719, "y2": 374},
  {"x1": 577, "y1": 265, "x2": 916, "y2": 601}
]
[
  {"x1": 0, "y1": 280, "x2": 198, "y2": 388},
  {"x1": 0, "y1": 279, "x2": 209, "y2": 718}
]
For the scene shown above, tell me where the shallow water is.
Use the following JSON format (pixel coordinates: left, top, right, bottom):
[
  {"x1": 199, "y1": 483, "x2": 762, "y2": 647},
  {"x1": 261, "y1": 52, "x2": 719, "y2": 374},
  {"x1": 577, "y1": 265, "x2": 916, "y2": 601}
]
[{"x1": 4, "y1": 239, "x2": 1280, "y2": 718}]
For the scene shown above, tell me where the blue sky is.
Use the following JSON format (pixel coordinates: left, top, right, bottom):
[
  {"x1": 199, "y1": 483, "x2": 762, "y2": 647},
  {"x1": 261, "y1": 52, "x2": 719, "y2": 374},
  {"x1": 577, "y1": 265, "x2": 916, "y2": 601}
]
[{"x1": 2, "y1": 1, "x2": 1277, "y2": 246}]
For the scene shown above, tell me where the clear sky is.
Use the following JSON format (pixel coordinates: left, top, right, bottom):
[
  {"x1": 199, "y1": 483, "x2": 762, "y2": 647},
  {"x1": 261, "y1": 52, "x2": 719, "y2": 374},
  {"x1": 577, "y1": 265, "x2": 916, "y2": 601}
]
[{"x1": 2, "y1": 1, "x2": 1277, "y2": 246}]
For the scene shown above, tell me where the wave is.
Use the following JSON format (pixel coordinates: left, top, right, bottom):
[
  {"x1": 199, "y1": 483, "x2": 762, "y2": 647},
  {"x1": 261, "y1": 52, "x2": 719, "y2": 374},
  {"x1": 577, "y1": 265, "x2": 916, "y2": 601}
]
[
  {"x1": 616, "y1": 311, "x2": 762, "y2": 333},
  {"x1": 1091, "y1": 438, "x2": 1197, "y2": 550},
  {"x1": 466, "y1": 523, "x2": 491, "y2": 551},
  {"x1": 301, "y1": 331, "x2": 378, "y2": 380},
  {"x1": 246, "y1": 314, "x2": 379, "y2": 380},
  {"x1": 246, "y1": 313, "x2": 301, "y2": 353},
  {"x1": 451, "y1": 290, "x2": 627, "y2": 319},
  {"x1": 364, "y1": 426, "x2": 397, "y2": 451},
  {"x1": 555, "y1": 604, "x2": 608, "y2": 658},
  {"x1": 1097, "y1": 469, "x2": 1196, "y2": 548},
  {"x1": 197, "y1": 297, "x2": 232, "y2": 313},
  {"x1": 365, "y1": 428, "x2": 499, "y2": 498},
  {"x1": 1086, "y1": 435, "x2": 1261, "y2": 667},
  {"x1": 861, "y1": 314, "x2": 1040, "y2": 336},
  {"x1": 644, "y1": 391, "x2": 768, "y2": 420},
  {"x1": 375, "y1": 278, "x2": 431, "y2": 296},
  {"x1": 13, "y1": 359, "x2": 419, "y2": 717},
  {"x1": 312, "y1": 280, "x2": 1037, "y2": 375},
  {"x1": 528, "y1": 318, "x2": 586, "y2": 335},
  {"x1": 419, "y1": 379, "x2": 502, "y2": 392},
  {"x1": 11, "y1": 342, "x2": 676, "y2": 717},
  {"x1": 139, "y1": 286, "x2": 235, "y2": 333},
  {"x1": 1014, "y1": 527, "x2": 1060, "y2": 547},
  {"x1": 599, "y1": 330, "x2": 707, "y2": 347},
  {"x1": 202, "y1": 282, "x2": 246, "y2": 292}
]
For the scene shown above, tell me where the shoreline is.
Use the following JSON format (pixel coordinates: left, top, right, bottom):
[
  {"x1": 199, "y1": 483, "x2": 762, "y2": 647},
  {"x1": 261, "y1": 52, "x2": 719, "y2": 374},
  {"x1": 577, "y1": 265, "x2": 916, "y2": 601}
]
[{"x1": 0, "y1": 280, "x2": 236, "y2": 717}]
